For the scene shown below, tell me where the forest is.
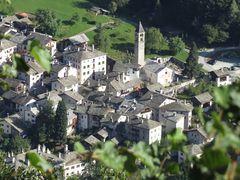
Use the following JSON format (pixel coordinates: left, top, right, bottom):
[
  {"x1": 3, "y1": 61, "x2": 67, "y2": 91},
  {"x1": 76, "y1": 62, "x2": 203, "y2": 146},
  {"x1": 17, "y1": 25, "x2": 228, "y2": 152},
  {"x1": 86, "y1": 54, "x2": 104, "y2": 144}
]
[{"x1": 92, "y1": 0, "x2": 240, "y2": 46}]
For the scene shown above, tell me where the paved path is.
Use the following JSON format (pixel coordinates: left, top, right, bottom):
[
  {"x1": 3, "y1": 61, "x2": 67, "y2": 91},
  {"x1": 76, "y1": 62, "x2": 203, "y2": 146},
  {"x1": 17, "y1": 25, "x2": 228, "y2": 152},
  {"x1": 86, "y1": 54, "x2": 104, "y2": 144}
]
[
  {"x1": 198, "y1": 47, "x2": 240, "y2": 72},
  {"x1": 82, "y1": 21, "x2": 114, "y2": 33}
]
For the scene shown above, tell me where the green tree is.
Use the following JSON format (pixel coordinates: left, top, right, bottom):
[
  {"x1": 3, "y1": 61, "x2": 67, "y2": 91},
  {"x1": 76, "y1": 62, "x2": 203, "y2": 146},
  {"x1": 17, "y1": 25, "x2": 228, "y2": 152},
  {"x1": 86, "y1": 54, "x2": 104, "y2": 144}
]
[
  {"x1": 183, "y1": 42, "x2": 202, "y2": 79},
  {"x1": 10, "y1": 135, "x2": 30, "y2": 154},
  {"x1": 35, "y1": 9, "x2": 60, "y2": 36},
  {"x1": 70, "y1": 13, "x2": 81, "y2": 24},
  {"x1": 54, "y1": 100, "x2": 67, "y2": 144},
  {"x1": 36, "y1": 101, "x2": 55, "y2": 144},
  {"x1": 108, "y1": 1, "x2": 118, "y2": 14},
  {"x1": 168, "y1": 36, "x2": 185, "y2": 55},
  {"x1": 0, "y1": 0, "x2": 14, "y2": 15},
  {"x1": 94, "y1": 27, "x2": 111, "y2": 52},
  {"x1": 145, "y1": 27, "x2": 167, "y2": 54}
]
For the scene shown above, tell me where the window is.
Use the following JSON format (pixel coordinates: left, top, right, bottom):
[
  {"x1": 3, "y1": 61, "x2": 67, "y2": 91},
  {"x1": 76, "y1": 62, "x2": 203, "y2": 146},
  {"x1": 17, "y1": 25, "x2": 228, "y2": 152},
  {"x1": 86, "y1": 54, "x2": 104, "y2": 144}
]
[
  {"x1": 83, "y1": 72, "x2": 86, "y2": 75},
  {"x1": 102, "y1": 68, "x2": 105, "y2": 71},
  {"x1": 87, "y1": 71, "x2": 90, "y2": 74},
  {"x1": 77, "y1": 165, "x2": 80, "y2": 168},
  {"x1": 102, "y1": 61, "x2": 105, "y2": 64},
  {"x1": 165, "y1": 71, "x2": 167, "y2": 74},
  {"x1": 87, "y1": 65, "x2": 90, "y2": 68},
  {"x1": 71, "y1": 166, "x2": 75, "y2": 169},
  {"x1": 98, "y1": 62, "x2": 101, "y2": 65}
]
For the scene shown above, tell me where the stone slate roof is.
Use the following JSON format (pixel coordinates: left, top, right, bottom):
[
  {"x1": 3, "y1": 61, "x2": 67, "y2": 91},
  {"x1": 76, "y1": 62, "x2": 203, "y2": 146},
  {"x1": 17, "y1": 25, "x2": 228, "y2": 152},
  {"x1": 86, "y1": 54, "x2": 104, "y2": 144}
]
[
  {"x1": 87, "y1": 104, "x2": 113, "y2": 116},
  {"x1": 127, "y1": 116, "x2": 161, "y2": 130},
  {"x1": 112, "y1": 62, "x2": 140, "y2": 72},
  {"x1": 160, "y1": 102, "x2": 193, "y2": 112},
  {"x1": 210, "y1": 68, "x2": 229, "y2": 77},
  {"x1": 109, "y1": 79, "x2": 143, "y2": 92},
  {"x1": 0, "y1": 39, "x2": 17, "y2": 50},
  {"x1": 23, "y1": 32, "x2": 52, "y2": 46},
  {"x1": 143, "y1": 61, "x2": 166, "y2": 73},
  {"x1": 51, "y1": 64, "x2": 66, "y2": 73},
  {"x1": 138, "y1": 91, "x2": 176, "y2": 109},
  {"x1": 62, "y1": 91, "x2": 84, "y2": 102},
  {"x1": 63, "y1": 151, "x2": 83, "y2": 166},
  {"x1": 26, "y1": 60, "x2": 45, "y2": 75},
  {"x1": 0, "y1": 25, "x2": 12, "y2": 34},
  {"x1": 0, "y1": 78, "x2": 24, "y2": 89},
  {"x1": 10, "y1": 33, "x2": 26, "y2": 44},
  {"x1": 162, "y1": 112, "x2": 185, "y2": 123},
  {"x1": 193, "y1": 92, "x2": 213, "y2": 104},
  {"x1": 69, "y1": 33, "x2": 89, "y2": 44},
  {"x1": 84, "y1": 135, "x2": 101, "y2": 146},
  {"x1": 36, "y1": 90, "x2": 62, "y2": 107},
  {"x1": 0, "y1": 113, "x2": 27, "y2": 134},
  {"x1": 65, "y1": 49, "x2": 106, "y2": 61},
  {"x1": 184, "y1": 127, "x2": 208, "y2": 139},
  {"x1": 136, "y1": 21, "x2": 145, "y2": 33},
  {"x1": 56, "y1": 76, "x2": 78, "y2": 87},
  {"x1": 2, "y1": 90, "x2": 35, "y2": 105},
  {"x1": 96, "y1": 129, "x2": 108, "y2": 139},
  {"x1": 187, "y1": 144, "x2": 203, "y2": 156}
]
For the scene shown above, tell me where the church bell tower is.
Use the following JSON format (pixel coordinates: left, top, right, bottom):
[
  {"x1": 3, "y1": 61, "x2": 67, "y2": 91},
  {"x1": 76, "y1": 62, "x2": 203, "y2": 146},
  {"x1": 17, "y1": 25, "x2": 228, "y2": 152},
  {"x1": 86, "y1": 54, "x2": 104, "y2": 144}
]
[{"x1": 134, "y1": 21, "x2": 145, "y2": 67}]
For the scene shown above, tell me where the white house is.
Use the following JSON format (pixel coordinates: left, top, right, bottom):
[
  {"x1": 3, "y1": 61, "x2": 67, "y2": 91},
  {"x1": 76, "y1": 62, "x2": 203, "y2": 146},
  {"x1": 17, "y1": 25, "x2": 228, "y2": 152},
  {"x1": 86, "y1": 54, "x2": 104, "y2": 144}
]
[
  {"x1": 0, "y1": 114, "x2": 27, "y2": 137},
  {"x1": 0, "y1": 39, "x2": 17, "y2": 65},
  {"x1": 21, "y1": 32, "x2": 57, "y2": 56},
  {"x1": 142, "y1": 61, "x2": 175, "y2": 86},
  {"x1": 160, "y1": 112, "x2": 185, "y2": 133},
  {"x1": 210, "y1": 68, "x2": 231, "y2": 87},
  {"x1": 184, "y1": 127, "x2": 212, "y2": 145},
  {"x1": 63, "y1": 47, "x2": 107, "y2": 84},
  {"x1": 66, "y1": 109, "x2": 78, "y2": 136},
  {"x1": 124, "y1": 116, "x2": 162, "y2": 144},
  {"x1": 17, "y1": 60, "x2": 45, "y2": 91},
  {"x1": 51, "y1": 64, "x2": 78, "y2": 79},
  {"x1": 51, "y1": 76, "x2": 78, "y2": 93},
  {"x1": 159, "y1": 102, "x2": 193, "y2": 129}
]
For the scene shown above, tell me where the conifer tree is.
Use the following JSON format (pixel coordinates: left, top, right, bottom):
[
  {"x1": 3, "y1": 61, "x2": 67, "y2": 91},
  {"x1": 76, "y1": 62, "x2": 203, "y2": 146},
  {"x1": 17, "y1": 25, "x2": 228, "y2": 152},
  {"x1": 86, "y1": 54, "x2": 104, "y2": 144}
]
[
  {"x1": 54, "y1": 100, "x2": 68, "y2": 144},
  {"x1": 183, "y1": 42, "x2": 202, "y2": 79}
]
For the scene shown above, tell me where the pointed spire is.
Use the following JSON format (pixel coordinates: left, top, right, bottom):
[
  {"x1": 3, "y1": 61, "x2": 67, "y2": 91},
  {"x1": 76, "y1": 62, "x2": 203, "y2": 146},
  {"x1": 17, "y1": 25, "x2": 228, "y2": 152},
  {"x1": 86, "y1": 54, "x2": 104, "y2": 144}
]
[{"x1": 136, "y1": 21, "x2": 145, "y2": 33}]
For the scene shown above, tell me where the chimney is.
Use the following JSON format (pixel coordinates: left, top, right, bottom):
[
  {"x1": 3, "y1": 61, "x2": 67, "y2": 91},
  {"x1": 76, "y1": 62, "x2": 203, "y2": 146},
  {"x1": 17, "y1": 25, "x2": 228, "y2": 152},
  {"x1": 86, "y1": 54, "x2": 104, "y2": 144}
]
[
  {"x1": 150, "y1": 94, "x2": 153, "y2": 100},
  {"x1": 98, "y1": 79, "x2": 101, "y2": 86},
  {"x1": 25, "y1": 156, "x2": 30, "y2": 166},
  {"x1": 37, "y1": 144, "x2": 41, "y2": 152},
  {"x1": 33, "y1": 27, "x2": 36, "y2": 32},
  {"x1": 87, "y1": 79, "x2": 90, "y2": 86},
  {"x1": 11, "y1": 151, "x2": 14, "y2": 157},
  {"x1": 7, "y1": 152, "x2": 10, "y2": 158},
  {"x1": 46, "y1": 148, "x2": 51, "y2": 154},
  {"x1": 12, "y1": 156, "x2": 15, "y2": 164},
  {"x1": 58, "y1": 152, "x2": 62, "y2": 159},
  {"x1": 92, "y1": 44, "x2": 95, "y2": 52},
  {"x1": 77, "y1": 47, "x2": 80, "y2": 52},
  {"x1": 110, "y1": 116, "x2": 114, "y2": 123},
  {"x1": 126, "y1": 116, "x2": 130, "y2": 122},
  {"x1": 141, "y1": 119, "x2": 144, "y2": 124},
  {"x1": 42, "y1": 144, "x2": 46, "y2": 153},
  {"x1": 64, "y1": 144, "x2": 69, "y2": 153},
  {"x1": 7, "y1": 113, "x2": 9, "y2": 118}
]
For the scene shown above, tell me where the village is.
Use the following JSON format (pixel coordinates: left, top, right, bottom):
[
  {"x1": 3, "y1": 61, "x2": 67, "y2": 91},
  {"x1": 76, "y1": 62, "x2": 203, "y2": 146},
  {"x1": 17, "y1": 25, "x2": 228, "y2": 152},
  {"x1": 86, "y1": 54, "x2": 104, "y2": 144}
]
[{"x1": 0, "y1": 9, "x2": 238, "y2": 179}]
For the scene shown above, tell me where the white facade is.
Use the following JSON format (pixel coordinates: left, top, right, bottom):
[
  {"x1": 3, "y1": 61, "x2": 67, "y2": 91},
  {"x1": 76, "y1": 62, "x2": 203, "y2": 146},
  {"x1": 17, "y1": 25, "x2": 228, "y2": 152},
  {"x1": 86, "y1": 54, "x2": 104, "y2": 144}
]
[
  {"x1": 143, "y1": 65, "x2": 174, "y2": 86},
  {"x1": 63, "y1": 50, "x2": 107, "y2": 84},
  {"x1": 122, "y1": 68, "x2": 140, "y2": 83},
  {"x1": 51, "y1": 65, "x2": 78, "y2": 79},
  {"x1": 0, "y1": 39, "x2": 17, "y2": 65},
  {"x1": 64, "y1": 162, "x2": 85, "y2": 179},
  {"x1": 216, "y1": 76, "x2": 231, "y2": 87},
  {"x1": 51, "y1": 77, "x2": 78, "y2": 93},
  {"x1": 18, "y1": 72, "x2": 44, "y2": 91}
]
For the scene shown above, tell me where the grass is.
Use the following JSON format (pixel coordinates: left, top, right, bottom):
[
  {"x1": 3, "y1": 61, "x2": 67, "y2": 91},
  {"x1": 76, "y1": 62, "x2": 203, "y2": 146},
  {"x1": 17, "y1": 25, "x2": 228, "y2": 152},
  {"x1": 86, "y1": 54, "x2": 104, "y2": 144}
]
[
  {"x1": 174, "y1": 50, "x2": 189, "y2": 62},
  {"x1": 12, "y1": 0, "x2": 112, "y2": 38}
]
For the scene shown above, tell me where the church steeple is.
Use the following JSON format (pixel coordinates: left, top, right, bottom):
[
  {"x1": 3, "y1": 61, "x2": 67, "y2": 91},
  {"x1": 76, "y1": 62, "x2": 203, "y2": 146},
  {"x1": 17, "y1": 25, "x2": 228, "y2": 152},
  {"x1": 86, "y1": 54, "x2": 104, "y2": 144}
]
[
  {"x1": 134, "y1": 21, "x2": 145, "y2": 67},
  {"x1": 136, "y1": 21, "x2": 145, "y2": 33}
]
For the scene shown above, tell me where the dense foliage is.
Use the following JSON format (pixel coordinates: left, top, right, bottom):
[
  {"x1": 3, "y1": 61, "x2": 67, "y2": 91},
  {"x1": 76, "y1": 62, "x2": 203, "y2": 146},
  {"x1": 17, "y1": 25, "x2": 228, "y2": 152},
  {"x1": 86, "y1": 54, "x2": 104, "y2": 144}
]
[
  {"x1": 35, "y1": 9, "x2": 61, "y2": 36},
  {"x1": 0, "y1": 0, "x2": 14, "y2": 15}
]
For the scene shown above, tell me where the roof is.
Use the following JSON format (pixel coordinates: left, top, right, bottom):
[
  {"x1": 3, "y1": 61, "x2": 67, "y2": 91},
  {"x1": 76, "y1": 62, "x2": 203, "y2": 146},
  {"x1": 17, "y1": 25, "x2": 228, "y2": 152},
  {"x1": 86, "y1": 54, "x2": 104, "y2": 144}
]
[
  {"x1": 16, "y1": 12, "x2": 28, "y2": 18},
  {"x1": 127, "y1": 116, "x2": 161, "y2": 130},
  {"x1": 162, "y1": 112, "x2": 185, "y2": 123},
  {"x1": 210, "y1": 68, "x2": 229, "y2": 77},
  {"x1": 0, "y1": 39, "x2": 17, "y2": 50},
  {"x1": 2, "y1": 90, "x2": 35, "y2": 105},
  {"x1": 138, "y1": 91, "x2": 176, "y2": 109},
  {"x1": 109, "y1": 79, "x2": 143, "y2": 92},
  {"x1": 160, "y1": 102, "x2": 193, "y2": 112},
  {"x1": 187, "y1": 144, "x2": 203, "y2": 156},
  {"x1": 143, "y1": 61, "x2": 166, "y2": 74},
  {"x1": 96, "y1": 129, "x2": 108, "y2": 139},
  {"x1": 184, "y1": 127, "x2": 208, "y2": 139},
  {"x1": 0, "y1": 25, "x2": 13, "y2": 34},
  {"x1": 0, "y1": 114, "x2": 27, "y2": 133},
  {"x1": 51, "y1": 64, "x2": 66, "y2": 73},
  {"x1": 62, "y1": 91, "x2": 83, "y2": 101},
  {"x1": 56, "y1": 76, "x2": 78, "y2": 87},
  {"x1": 0, "y1": 78, "x2": 24, "y2": 89},
  {"x1": 87, "y1": 104, "x2": 113, "y2": 116},
  {"x1": 23, "y1": 32, "x2": 52, "y2": 46},
  {"x1": 63, "y1": 151, "x2": 82, "y2": 166},
  {"x1": 65, "y1": 49, "x2": 106, "y2": 61},
  {"x1": 26, "y1": 60, "x2": 45, "y2": 75},
  {"x1": 10, "y1": 33, "x2": 26, "y2": 44},
  {"x1": 136, "y1": 21, "x2": 145, "y2": 33},
  {"x1": 112, "y1": 62, "x2": 140, "y2": 73},
  {"x1": 84, "y1": 135, "x2": 101, "y2": 146},
  {"x1": 69, "y1": 33, "x2": 89, "y2": 44},
  {"x1": 193, "y1": 92, "x2": 213, "y2": 104},
  {"x1": 36, "y1": 90, "x2": 62, "y2": 106}
]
